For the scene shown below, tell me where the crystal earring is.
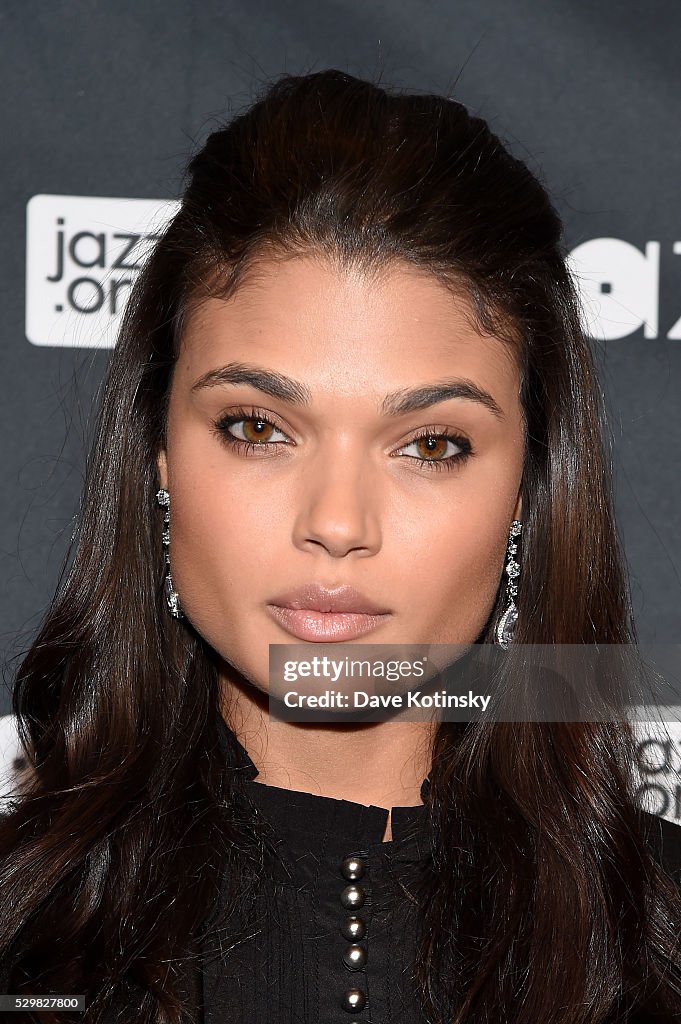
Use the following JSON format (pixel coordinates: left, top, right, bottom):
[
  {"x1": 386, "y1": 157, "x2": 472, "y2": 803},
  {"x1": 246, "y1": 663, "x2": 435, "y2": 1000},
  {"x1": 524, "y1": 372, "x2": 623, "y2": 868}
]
[
  {"x1": 156, "y1": 488, "x2": 183, "y2": 619},
  {"x1": 495, "y1": 519, "x2": 522, "y2": 648}
]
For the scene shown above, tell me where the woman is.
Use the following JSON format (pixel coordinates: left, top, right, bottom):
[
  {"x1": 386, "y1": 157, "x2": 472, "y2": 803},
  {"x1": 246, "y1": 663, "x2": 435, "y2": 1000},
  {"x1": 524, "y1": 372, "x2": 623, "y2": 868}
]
[{"x1": 1, "y1": 68, "x2": 680, "y2": 1024}]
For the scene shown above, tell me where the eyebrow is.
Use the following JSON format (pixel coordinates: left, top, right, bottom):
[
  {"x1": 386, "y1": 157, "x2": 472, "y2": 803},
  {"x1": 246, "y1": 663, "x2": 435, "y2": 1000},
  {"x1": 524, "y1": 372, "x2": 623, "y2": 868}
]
[{"x1": 191, "y1": 362, "x2": 505, "y2": 420}]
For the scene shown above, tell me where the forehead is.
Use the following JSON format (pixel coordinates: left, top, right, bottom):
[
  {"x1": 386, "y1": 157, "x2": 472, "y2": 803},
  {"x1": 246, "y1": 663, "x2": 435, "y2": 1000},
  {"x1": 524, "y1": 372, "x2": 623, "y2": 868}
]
[{"x1": 177, "y1": 255, "x2": 521, "y2": 402}]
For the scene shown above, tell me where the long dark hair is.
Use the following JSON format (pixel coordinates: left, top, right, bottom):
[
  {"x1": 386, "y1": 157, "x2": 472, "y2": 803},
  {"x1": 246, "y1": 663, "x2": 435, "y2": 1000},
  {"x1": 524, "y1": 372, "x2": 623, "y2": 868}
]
[{"x1": 2, "y1": 69, "x2": 680, "y2": 1023}]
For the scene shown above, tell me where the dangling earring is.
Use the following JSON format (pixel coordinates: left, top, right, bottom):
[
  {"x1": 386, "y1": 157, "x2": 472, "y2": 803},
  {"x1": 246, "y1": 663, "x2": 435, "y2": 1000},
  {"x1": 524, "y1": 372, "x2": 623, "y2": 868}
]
[
  {"x1": 495, "y1": 519, "x2": 522, "y2": 648},
  {"x1": 156, "y1": 488, "x2": 183, "y2": 619}
]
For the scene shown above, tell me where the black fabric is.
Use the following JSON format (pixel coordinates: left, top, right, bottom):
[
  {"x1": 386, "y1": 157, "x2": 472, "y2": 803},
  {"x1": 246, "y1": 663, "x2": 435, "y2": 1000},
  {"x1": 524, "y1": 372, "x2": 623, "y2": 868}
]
[
  {"x1": 203, "y1": 716, "x2": 681, "y2": 1023},
  {"x1": 203, "y1": 714, "x2": 433, "y2": 1022}
]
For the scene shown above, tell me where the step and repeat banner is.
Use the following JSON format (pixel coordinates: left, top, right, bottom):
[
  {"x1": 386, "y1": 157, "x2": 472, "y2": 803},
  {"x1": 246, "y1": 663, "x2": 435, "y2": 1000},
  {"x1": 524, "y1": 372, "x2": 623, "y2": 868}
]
[
  {"x1": 2, "y1": 3, "x2": 680, "y2": 815},
  {"x1": 24, "y1": 193, "x2": 680, "y2": 350}
]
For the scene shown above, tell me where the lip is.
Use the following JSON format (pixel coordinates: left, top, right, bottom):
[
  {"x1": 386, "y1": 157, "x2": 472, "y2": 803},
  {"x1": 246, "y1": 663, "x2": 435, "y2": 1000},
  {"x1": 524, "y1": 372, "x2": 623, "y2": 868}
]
[
  {"x1": 269, "y1": 583, "x2": 391, "y2": 615},
  {"x1": 266, "y1": 583, "x2": 393, "y2": 642},
  {"x1": 266, "y1": 606, "x2": 391, "y2": 642}
]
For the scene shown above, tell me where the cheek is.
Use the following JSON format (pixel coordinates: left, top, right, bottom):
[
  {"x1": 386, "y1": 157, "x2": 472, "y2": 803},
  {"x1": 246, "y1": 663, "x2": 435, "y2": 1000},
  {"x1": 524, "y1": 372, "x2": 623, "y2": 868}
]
[
  {"x1": 160, "y1": 432, "x2": 280, "y2": 620},
  {"x1": 391, "y1": 484, "x2": 513, "y2": 641},
  {"x1": 169, "y1": 479, "x2": 275, "y2": 600}
]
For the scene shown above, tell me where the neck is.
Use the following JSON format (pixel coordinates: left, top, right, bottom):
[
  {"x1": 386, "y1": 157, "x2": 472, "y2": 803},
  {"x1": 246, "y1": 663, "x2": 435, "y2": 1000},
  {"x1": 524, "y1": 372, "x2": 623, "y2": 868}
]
[{"x1": 219, "y1": 668, "x2": 435, "y2": 814}]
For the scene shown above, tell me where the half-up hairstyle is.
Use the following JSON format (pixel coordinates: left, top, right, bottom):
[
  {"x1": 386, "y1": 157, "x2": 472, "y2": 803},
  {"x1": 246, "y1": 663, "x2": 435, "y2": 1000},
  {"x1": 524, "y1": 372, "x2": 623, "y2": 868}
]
[{"x1": 1, "y1": 69, "x2": 680, "y2": 1023}]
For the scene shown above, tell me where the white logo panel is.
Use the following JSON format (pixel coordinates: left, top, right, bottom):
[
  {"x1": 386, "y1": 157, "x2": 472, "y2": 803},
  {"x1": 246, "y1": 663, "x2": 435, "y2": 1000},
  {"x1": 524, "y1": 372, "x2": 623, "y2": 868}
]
[
  {"x1": 568, "y1": 237, "x2": 660, "y2": 340},
  {"x1": 25, "y1": 194, "x2": 180, "y2": 348}
]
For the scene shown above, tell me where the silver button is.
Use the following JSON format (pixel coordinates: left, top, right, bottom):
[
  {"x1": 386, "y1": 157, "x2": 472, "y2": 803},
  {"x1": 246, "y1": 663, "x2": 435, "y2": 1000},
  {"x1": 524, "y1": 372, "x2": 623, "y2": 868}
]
[
  {"x1": 343, "y1": 943, "x2": 367, "y2": 970},
  {"x1": 340, "y1": 855, "x2": 366, "y2": 880},
  {"x1": 341, "y1": 988, "x2": 366, "y2": 1012},
  {"x1": 341, "y1": 915, "x2": 366, "y2": 941},
  {"x1": 340, "y1": 884, "x2": 365, "y2": 910}
]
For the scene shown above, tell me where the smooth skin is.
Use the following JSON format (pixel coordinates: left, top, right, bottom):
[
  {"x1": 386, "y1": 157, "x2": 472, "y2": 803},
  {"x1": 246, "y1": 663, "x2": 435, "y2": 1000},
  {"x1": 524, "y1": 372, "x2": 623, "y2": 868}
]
[{"x1": 157, "y1": 255, "x2": 524, "y2": 840}]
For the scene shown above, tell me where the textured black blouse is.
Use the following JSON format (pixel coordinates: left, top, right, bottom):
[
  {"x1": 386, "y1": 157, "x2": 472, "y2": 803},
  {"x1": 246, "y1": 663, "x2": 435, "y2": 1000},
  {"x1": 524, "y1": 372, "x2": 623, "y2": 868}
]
[
  {"x1": 203, "y1": 715, "x2": 681, "y2": 1024},
  {"x1": 204, "y1": 713, "x2": 433, "y2": 1023}
]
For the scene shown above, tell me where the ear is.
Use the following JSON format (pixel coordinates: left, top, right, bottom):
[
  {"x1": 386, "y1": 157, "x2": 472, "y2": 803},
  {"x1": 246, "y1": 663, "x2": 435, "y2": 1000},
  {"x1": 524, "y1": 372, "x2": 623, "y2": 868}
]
[
  {"x1": 513, "y1": 489, "x2": 522, "y2": 522},
  {"x1": 156, "y1": 449, "x2": 168, "y2": 490}
]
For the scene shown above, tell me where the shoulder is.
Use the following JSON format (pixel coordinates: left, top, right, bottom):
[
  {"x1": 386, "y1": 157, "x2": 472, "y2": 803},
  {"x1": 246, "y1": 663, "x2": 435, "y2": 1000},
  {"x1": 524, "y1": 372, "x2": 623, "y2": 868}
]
[{"x1": 639, "y1": 809, "x2": 681, "y2": 883}]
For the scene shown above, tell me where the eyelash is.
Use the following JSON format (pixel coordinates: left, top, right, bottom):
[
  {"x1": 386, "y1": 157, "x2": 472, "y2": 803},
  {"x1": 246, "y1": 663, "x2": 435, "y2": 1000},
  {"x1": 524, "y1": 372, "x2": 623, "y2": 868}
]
[{"x1": 212, "y1": 405, "x2": 474, "y2": 473}]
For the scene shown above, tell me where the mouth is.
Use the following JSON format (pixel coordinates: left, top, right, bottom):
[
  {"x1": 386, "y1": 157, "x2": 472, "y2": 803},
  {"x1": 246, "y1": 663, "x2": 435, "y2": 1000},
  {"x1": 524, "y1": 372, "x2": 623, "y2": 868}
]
[{"x1": 266, "y1": 605, "x2": 392, "y2": 642}]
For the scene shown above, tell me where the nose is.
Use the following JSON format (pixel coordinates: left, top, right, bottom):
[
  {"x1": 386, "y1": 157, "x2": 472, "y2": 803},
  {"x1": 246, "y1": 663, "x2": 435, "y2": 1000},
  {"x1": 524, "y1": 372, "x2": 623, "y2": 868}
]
[{"x1": 291, "y1": 443, "x2": 382, "y2": 558}]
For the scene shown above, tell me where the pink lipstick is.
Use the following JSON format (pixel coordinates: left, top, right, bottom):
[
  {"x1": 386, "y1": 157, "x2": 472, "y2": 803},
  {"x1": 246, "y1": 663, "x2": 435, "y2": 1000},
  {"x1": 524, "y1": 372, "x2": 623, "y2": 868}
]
[{"x1": 266, "y1": 583, "x2": 392, "y2": 642}]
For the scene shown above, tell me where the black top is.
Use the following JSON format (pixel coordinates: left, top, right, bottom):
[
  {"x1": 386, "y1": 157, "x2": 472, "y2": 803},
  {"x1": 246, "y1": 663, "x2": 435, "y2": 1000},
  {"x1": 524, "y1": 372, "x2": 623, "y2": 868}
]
[
  {"x1": 204, "y1": 713, "x2": 434, "y2": 1023},
  {"x1": 203, "y1": 715, "x2": 681, "y2": 1024}
]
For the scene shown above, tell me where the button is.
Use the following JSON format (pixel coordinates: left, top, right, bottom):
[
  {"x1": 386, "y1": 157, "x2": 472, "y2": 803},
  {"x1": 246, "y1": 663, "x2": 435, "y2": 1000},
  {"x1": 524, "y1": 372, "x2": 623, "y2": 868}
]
[
  {"x1": 340, "y1": 915, "x2": 366, "y2": 941},
  {"x1": 340, "y1": 855, "x2": 366, "y2": 880},
  {"x1": 341, "y1": 988, "x2": 366, "y2": 1012},
  {"x1": 342, "y1": 944, "x2": 367, "y2": 970},
  {"x1": 339, "y1": 857, "x2": 368, "y2": 1014},
  {"x1": 340, "y1": 884, "x2": 365, "y2": 910}
]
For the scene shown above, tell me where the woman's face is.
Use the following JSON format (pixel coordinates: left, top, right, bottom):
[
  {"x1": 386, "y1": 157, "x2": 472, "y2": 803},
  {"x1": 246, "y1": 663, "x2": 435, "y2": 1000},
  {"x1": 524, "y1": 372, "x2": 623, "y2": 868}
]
[{"x1": 157, "y1": 255, "x2": 524, "y2": 693}]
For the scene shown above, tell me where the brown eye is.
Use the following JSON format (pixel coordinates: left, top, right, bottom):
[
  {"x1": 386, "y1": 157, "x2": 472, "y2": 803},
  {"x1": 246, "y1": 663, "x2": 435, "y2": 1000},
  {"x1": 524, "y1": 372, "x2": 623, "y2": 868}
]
[
  {"x1": 414, "y1": 436, "x2": 449, "y2": 460},
  {"x1": 213, "y1": 408, "x2": 290, "y2": 452},
  {"x1": 241, "y1": 418, "x2": 276, "y2": 443},
  {"x1": 396, "y1": 431, "x2": 474, "y2": 473}
]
